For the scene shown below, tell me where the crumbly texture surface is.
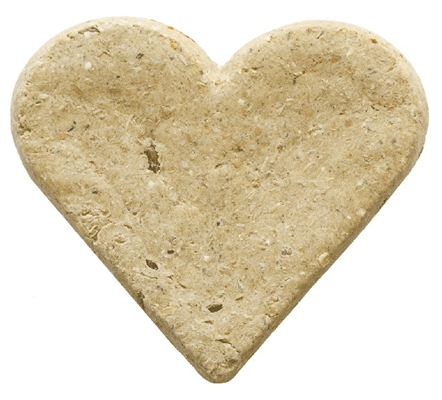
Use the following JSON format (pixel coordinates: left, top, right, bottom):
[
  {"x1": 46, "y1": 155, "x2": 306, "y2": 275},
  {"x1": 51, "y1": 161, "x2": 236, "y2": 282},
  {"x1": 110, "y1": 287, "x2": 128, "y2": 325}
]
[{"x1": 11, "y1": 18, "x2": 428, "y2": 382}]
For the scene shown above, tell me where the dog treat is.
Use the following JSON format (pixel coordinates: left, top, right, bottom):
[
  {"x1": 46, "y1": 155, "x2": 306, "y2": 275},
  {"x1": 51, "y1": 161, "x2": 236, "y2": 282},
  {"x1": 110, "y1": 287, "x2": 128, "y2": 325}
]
[{"x1": 11, "y1": 17, "x2": 428, "y2": 382}]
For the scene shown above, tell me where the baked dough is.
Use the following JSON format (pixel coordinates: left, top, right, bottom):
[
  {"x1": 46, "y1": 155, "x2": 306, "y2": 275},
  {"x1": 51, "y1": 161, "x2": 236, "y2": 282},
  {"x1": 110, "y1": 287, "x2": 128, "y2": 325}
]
[{"x1": 11, "y1": 18, "x2": 428, "y2": 382}]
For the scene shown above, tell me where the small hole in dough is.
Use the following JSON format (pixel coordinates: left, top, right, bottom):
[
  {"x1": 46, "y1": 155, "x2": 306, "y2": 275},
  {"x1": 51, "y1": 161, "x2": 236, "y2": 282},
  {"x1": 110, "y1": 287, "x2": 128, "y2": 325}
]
[
  {"x1": 145, "y1": 259, "x2": 159, "y2": 270},
  {"x1": 144, "y1": 144, "x2": 161, "y2": 173},
  {"x1": 207, "y1": 303, "x2": 223, "y2": 313}
]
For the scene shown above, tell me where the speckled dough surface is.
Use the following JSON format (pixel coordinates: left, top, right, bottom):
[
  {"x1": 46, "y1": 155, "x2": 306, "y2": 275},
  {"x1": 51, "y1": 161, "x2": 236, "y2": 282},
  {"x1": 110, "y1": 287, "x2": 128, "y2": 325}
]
[{"x1": 11, "y1": 18, "x2": 428, "y2": 382}]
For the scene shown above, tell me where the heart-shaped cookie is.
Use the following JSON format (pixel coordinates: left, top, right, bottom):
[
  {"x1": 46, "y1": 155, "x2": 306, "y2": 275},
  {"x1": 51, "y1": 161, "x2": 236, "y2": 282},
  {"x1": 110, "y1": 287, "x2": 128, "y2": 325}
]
[{"x1": 11, "y1": 17, "x2": 428, "y2": 382}]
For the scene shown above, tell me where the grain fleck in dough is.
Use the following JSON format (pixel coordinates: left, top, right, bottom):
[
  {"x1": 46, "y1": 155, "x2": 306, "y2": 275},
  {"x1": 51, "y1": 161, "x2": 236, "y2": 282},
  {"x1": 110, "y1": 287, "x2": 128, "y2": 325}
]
[{"x1": 11, "y1": 18, "x2": 428, "y2": 382}]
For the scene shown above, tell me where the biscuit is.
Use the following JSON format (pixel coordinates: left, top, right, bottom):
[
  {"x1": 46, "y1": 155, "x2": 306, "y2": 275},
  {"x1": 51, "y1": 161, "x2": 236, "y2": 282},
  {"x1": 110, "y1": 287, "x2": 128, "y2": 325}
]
[{"x1": 11, "y1": 17, "x2": 428, "y2": 382}]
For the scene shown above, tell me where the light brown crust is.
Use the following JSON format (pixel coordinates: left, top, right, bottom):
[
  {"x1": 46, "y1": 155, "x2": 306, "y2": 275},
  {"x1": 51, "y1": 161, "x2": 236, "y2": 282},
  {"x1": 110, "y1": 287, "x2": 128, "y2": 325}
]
[{"x1": 11, "y1": 18, "x2": 428, "y2": 382}]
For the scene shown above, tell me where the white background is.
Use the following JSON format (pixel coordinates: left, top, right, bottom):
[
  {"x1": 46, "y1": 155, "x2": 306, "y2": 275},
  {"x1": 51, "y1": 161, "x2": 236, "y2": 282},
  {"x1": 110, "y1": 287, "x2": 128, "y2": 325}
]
[{"x1": 1, "y1": 1, "x2": 441, "y2": 399}]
